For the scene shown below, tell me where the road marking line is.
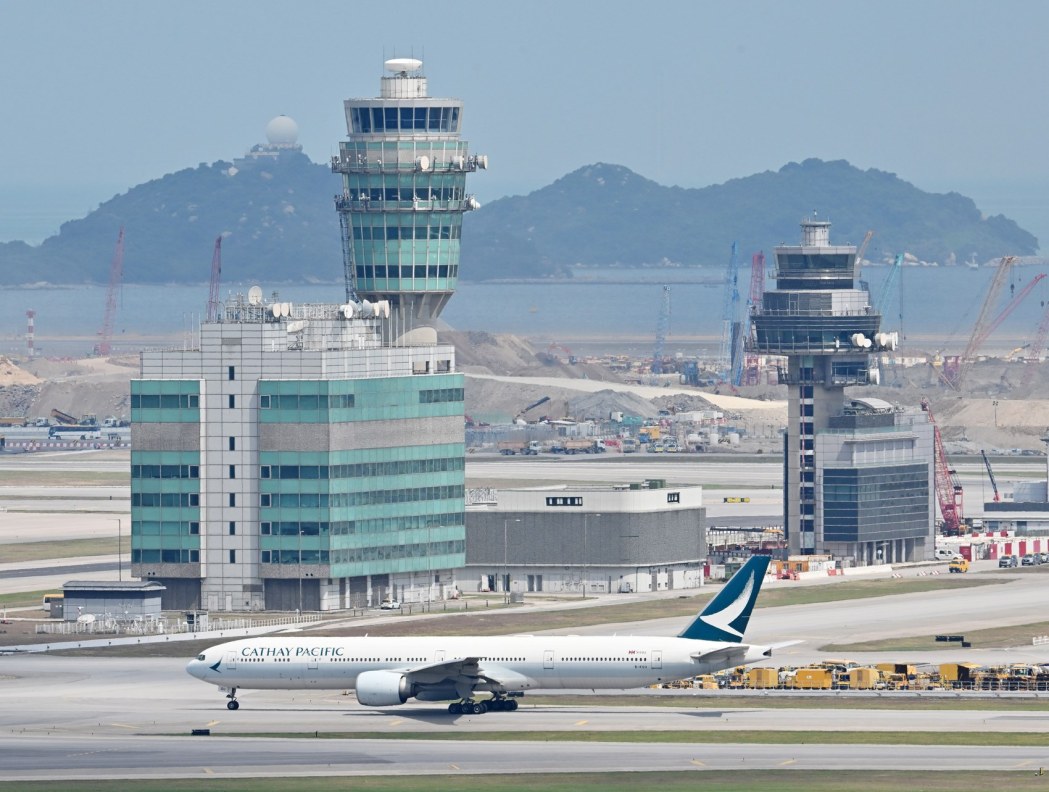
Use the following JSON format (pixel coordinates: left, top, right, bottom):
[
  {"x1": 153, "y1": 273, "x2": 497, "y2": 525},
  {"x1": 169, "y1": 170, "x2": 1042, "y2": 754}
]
[
  {"x1": 207, "y1": 720, "x2": 220, "y2": 727},
  {"x1": 203, "y1": 768, "x2": 214, "y2": 775},
  {"x1": 449, "y1": 764, "x2": 460, "y2": 770},
  {"x1": 575, "y1": 720, "x2": 588, "y2": 726},
  {"x1": 390, "y1": 719, "x2": 404, "y2": 726},
  {"x1": 779, "y1": 759, "x2": 797, "y2": 766},
  {"x1": 690, "y1": 759, "x2": 706, "y2": 767},
  {"x1": 109, "y1": 723, "x2": 135, "y2": 729}
]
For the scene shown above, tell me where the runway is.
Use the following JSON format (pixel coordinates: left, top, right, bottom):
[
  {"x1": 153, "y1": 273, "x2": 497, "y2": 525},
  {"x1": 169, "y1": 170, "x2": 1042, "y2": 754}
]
[{"x1": 1, "y1": 655, "x2": 1048, "y2": 780}]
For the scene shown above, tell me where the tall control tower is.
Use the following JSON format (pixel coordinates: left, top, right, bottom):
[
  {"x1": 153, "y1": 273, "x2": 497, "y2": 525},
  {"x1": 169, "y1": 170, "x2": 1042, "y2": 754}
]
[
  {"x1": 333, "y1": 58, "x2": 487, "y2": 336},
  {"x1": 751, "y1": 219, "x2": 906, "y2": 558}
]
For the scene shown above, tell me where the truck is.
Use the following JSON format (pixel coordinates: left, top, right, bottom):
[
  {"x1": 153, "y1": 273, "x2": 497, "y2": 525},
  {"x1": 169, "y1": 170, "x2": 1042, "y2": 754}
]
[
  {"x1": 0, "y1": 417, "x2": 27, "y2": 427},
  {"x1": 948, "y1": 557, "x2": 970, "y2": 573},
  {"x1": 498, "y1": 440, "x2": 540, "y2": 456},
  {"x1": 553, "y1": 439, "x2": 603, "y2": 455}
]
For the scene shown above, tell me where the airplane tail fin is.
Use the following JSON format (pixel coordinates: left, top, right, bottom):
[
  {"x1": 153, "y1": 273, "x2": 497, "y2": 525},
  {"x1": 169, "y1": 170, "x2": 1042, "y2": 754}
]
[{"x1": 677, "y1": 555, "x2": 771, "y2": 642}]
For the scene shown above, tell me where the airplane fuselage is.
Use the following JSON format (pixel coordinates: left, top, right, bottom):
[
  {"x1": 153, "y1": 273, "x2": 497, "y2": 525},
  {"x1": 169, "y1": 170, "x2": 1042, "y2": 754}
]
[{"x1": 188, "y1": 634, "x2": 769, "y2": 694}]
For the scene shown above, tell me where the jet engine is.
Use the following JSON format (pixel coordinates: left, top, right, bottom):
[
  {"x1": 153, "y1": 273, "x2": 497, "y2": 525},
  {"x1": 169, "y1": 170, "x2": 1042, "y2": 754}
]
[{"x1": 355, "y1": 670, "x2": 411, "y2": 706}]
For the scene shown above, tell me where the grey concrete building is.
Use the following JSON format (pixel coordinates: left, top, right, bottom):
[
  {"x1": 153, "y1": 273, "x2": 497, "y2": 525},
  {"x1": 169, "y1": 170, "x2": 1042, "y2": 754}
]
[{"x1": 465, "y1": 481, "x2": 706, "y2": 595}]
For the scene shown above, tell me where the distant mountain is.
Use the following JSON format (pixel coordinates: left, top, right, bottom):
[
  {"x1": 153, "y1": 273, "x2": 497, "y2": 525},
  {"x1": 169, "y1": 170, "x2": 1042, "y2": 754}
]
[
  {"x1": 461, "y1": 159, "x2": 1039, "y2": 277},
  {"x1": 0, "y1": 156, "x2": 1037, "y2": 285},
  {"x1": 0, "y1": 151, "x2": 344, "y2": 286}
]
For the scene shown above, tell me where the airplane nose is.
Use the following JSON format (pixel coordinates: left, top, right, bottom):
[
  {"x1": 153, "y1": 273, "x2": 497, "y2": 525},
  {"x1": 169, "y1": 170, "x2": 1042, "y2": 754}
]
[{"x1": 186, "y1": 657, "x2": 206, "y2": 679}]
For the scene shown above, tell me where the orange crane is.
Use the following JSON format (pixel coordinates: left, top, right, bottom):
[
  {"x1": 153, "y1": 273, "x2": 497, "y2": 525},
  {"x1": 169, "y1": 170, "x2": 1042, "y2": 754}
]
[
  {"x1": 947, "y1": 256, "x2": 1019, "y2": 388},
  {"x1": 921, "y1": 397, "x2": 963, "y2": 535},
  {"x1": 95, "y1": 227, "x2": 125, "y2": 356},
  {"x1": 206, "y1": 236, "x2": 223, "y2": 323}
]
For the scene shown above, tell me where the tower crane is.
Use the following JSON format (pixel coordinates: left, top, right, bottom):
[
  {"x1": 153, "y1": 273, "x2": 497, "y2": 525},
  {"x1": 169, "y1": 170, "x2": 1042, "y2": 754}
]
[
  {"x1": 651, "y1": 285, "x2": 671, "y2": 374},
  {"x1": 718, "y1": 242, "x2": 740, "y2": 382},
  {"x1": 95, "y1": 227, "x2": 125, "y2": 357},
  {"x1": 207, "y1": 236, "x2": 223, "y2": 323},
  {"x1": 740, "y1": 251, "x2": 766, "y2": 386},
  {"x1": 855, "y1": 229, "x2": 874, "y2": 265},
  {"x1": 1021, "y1": 296, "x2": 1049, "y2": 390},
  {"x1": 921, "y1": 397, "x2": 964, "y2": 535},
  {"x1": 980, "y1": 449, "x2": 1001, "y2": 503}
]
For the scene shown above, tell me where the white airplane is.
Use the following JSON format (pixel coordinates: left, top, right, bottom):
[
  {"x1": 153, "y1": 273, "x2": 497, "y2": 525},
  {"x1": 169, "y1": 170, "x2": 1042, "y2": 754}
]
[{"x1": 187, "y1": 555, "x2": 778, "y2": 714}]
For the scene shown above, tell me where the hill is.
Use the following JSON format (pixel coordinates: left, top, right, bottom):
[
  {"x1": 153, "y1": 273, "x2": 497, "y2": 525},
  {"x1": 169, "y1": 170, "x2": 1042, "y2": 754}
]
[
  {"x1": 461, "y1": 159, "x2": 1039, "y2": 276},
  {"x1": 0, "y1": 156, "x2": 1037, "y2": 285}
]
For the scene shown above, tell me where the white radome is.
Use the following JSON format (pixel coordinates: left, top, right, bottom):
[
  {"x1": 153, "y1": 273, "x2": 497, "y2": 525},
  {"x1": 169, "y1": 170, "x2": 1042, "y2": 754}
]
[
  {"x1": 385, "y1": 57, "x2": 422, "y2": 73},
  {"x1": 265, "y1": 115, "x2": 299, "y2": 146}
]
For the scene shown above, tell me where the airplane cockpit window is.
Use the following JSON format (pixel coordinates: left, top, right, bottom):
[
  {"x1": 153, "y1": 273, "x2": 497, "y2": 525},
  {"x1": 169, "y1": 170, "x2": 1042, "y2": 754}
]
[{"x1": 197, "y1": 654, "x2": 206, "y2": 661}]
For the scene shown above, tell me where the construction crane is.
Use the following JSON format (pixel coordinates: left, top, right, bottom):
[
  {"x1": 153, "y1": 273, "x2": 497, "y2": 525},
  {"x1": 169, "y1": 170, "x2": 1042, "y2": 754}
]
[
  {"x1": 855, "y1": 229, "x2": 874, "y2": 265},
  {"x1": 921, "y1": 397, "x2": 964, "y2": 536},
  {"x1": 718, "y1": 242, "x2": 740, "y2": 382},
  {"x1": 95, "y1": 227, "x2": 125, "y2": 356},
  {"x1": 1021, "y1": 297, "x2": 1049, "y2": 389},
  {"x1": 207, "y1": 236, "x2": 223, "y2": 323},
  {"x1": 980, "y1": 449, "x2": 1001, "y2": 503},
  {"x1": 651, "y1": 285, "x2": 671, "y2": 374},
  {"x1": 875, "y1": 254, "x2": 904, "y2": 386},
  {"x1": 948, "y1": 256, "x2": 1017, "y2": 388},
  {"x1": 740, "y1": 251, "x2": 766, "y2": 386}
]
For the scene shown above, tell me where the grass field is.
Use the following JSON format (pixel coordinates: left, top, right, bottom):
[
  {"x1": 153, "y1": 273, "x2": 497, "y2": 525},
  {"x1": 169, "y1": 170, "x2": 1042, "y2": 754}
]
[
  {"x1": 0, "y1": 470, "x2": 127, "y2": 486},
  {"x1": 0, "y1": 537, "x2": 117, "y2": 563},
  {"x1": 823, "y1": 617, "x2": 1049, "y2": 651}
]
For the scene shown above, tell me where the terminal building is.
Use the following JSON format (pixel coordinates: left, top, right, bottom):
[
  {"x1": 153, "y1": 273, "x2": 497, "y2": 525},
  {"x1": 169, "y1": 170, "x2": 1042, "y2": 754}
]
[
  {"x1": 130, "y1": 59, "x2": 482, "y2": 611},
  {"x1": 750, "y1": 219, "x2": 935, "y2": 563},
  {"x1": 465, "y1": 482, "x2": 707, "y2": 595}
]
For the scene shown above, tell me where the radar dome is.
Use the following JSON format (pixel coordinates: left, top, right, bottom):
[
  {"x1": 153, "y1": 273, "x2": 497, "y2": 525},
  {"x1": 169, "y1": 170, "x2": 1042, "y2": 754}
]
[
  {"x1": 265, "y1": 115, "x2": 299, "y2": 146},
  {"x1": 385, "y1": 58, "x2": 423, "y2": 73}
]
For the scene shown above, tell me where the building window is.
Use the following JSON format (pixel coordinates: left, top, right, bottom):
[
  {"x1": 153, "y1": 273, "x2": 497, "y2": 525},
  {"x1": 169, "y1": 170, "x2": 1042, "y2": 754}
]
[
  {"x1": 667, "y1": 492, "x2": 680, "y2": 503},
  {"x1": 261, "y1": 465, "x2": 271, "y2": 479},
  {"x1": 229, "y1": 493, "x2": 236, "y2": 507},
  {"x1": 228, "y1": 436, "x2": 236, "y2": 451},
  {"x1": 260, "y1": 395, "x2": 271, "y2": 409},
  {"x1": 189, "y1": 522, "x2": 199, "y2": 535},
  {"x1": 229, "y1": 465, "x2": 236, "y2": 479},
  {"x1": 261, "y1": 494, "x2": 271, "y2": 507},
  {"x1": 545, "y1": 496, "x2": 583, "y2": 506},
  {"x1": 228, "y1": 394, "x2": 235, "y2": 408},
  {"x1": 228, "y1": 366, "x2": 235, "y2": 381},
  {"x1": 229, "y1": 549, "x2": 236, "y2": 563},
  {"x1": 261, "y1": 551, "x2": 271, "y2": 563},
  {"x1": 229, "y1": 522, "x2": 236, "y2": 535},
  {"x1": 261, "y1": 522, "x2": 271, "y2": 535}
]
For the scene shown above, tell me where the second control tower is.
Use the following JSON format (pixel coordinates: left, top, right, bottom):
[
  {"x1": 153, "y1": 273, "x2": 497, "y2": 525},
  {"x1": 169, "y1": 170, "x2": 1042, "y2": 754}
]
[
  {"x1": 333, "y1": 58, "x2": 487, "y2": 335},
  {"x1": 751, "y1": 218, "x2": 900, "y2": 556}
]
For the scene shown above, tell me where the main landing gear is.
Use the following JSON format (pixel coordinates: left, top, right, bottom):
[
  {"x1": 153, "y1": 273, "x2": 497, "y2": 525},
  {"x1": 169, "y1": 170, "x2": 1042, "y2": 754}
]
[
  {"x1": 226, "y1": 688, "x2": 240, "y2": 710},
  {"x1": 447, "y1": 696, "x2": 519, "y2": 715}
]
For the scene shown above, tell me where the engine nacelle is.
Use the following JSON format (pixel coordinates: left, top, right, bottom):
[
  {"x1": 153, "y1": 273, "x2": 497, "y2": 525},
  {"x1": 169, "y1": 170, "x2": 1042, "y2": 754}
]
[{"x1": 355, "y1": 670, "x2": 411, "y2": 706}]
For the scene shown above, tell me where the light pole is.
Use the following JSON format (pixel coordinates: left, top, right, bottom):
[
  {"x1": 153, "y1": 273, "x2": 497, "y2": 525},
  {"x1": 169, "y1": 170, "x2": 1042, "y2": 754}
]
[
  {"x1": 503, "y1": 517, "x2": 520, "y2": 599},
  {"x1": 113, "y1": 518, "x2": 122, "y2": 581},
  {"x1": 582, "y1": 513, "x2": 601, "y2": 598},
  {"x1": 993, "y1": 400, "x2": 999, "y2": 428}
]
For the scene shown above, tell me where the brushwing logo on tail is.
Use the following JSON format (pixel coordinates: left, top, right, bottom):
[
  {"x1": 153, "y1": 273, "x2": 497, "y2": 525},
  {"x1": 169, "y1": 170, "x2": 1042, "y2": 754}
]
[{"x1": 698, "y1": 570, "x2": 755, "y2": 639}]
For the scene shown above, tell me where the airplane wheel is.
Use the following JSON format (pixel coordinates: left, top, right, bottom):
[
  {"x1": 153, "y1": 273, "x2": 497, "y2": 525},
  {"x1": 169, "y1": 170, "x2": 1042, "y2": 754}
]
[
  {"x1": 471, "y1": 702, "x2": 485, "y2": 715},
  {"x1": 448, "y1": 703, "x2": 461, "y2": 715},
  {"x1": 506, "y1": 699, "x2": 518, "y2": 711},
  {"x1": 227, "y1": 700, "x2": 239, "y2": 710}
]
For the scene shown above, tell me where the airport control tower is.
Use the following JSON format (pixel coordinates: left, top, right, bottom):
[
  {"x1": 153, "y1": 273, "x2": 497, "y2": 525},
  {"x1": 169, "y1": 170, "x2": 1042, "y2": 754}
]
[
  {"x1": 333, "y1": 58, "x2": 487, "y2": 336},
  {"x1": 751, "y1": 219, "x2": 921, "y2": 560}
]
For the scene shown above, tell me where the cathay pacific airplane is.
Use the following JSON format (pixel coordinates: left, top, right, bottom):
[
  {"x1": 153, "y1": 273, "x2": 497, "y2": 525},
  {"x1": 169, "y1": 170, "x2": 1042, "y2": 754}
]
[{"x1": 187, "y1": 555, "x2": 778, "y2": 714}]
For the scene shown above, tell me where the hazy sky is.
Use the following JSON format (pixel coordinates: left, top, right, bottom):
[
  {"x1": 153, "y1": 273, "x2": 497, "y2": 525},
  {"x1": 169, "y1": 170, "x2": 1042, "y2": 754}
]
[{"x1": 2, "y1": 0, "x2": 1046, "y2": 249}]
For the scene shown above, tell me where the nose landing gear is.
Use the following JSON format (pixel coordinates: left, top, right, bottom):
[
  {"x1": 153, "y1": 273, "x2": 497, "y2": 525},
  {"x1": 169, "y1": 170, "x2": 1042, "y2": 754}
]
[{"x1": 226, "y1": 688, "x2": 240, "y2": 710}]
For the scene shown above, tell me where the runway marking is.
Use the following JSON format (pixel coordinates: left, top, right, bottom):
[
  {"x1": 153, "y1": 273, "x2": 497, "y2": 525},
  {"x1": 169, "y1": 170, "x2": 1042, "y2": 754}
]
[
  {"x1": 779, "y1": 759, "x2": 797, "y2": 766},
  {"x1": 575, "y1": 720, "x2": 589, "y2": 726},
  {"x1": 203, "y1": 768, "x2": 214, "y2": 775},
  {"x1": 389, "y1": 719, "x2": 405, "y2": 726},
  {"x1": 109, "y1": 723, "x2": 135, "y2": 729},
  {"x1": 207, "y1": 720, "x2": 220, "y2": 727},
  {"x1": 449, "y1": 764, "x2": 460, "y2": 770},
  {"x1": 690, "y1": 759, "x2": 706, "y2": 767},
  {"x1": 1014, "y1": 760, "x2": 1033, "y2": 768}
]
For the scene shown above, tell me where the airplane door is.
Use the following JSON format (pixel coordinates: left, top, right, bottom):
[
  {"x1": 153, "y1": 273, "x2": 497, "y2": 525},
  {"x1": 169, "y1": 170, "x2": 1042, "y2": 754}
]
[
  {"x1": 224, "y1": 651, "x2": 237, "y2": 670},
  {"x1": 435, "y1": 650, "x2": 446, "y2": 663},
  {"x1": 543, "y1": 650, "x2": 555, "y2": 669},
  {"x1": 652, "y1": 650, "x2": 662, "y2": 670}
]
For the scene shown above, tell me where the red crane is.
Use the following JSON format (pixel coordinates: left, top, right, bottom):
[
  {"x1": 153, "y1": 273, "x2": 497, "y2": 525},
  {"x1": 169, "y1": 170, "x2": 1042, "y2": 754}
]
[
  {"x1": 921, "y1": 397, "x2": 964, "y2": 535},
  {"x1": 95, "y1": 227, "x2": 125, "y2": 356},
  {"x1": 742, "y1": 251, "x2": 766, "y2": 385},
  {"x1": 207, "y1": 236, "x2": 223, "y2": 323}
]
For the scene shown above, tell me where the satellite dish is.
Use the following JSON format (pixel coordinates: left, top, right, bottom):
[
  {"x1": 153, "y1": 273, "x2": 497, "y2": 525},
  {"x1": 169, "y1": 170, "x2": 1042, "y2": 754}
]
[
  {"x1": 340, "y1": 303, "x2": 355, "y2": 319},
  {"x1": 286, "y1": 320, "x2": 307, "y2": 333},
  {"x1": 479, "y1": 154, "x2": 489, "y2": 169},
  {"x1": 272, "y1": 303, "x2": 281, "y2": 318},
  {"x1": 77, "y1": 614, "x2": 96, "y2": 624},
  {"x1": 248, "y1": 286, "x2": 263, "y2": 305},
  {"x1": 417, "y1": 155, "x2": 430, "y2": 171}
]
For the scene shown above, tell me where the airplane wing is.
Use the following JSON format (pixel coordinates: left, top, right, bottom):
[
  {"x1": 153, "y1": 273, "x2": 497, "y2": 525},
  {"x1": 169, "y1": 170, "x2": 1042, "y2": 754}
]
[
  {"x1": 394, "y1": 657, "x2": 531, "y2": 692},
  {"x1": 689, "y1": 645, "x2": 752, "y2": 666}
]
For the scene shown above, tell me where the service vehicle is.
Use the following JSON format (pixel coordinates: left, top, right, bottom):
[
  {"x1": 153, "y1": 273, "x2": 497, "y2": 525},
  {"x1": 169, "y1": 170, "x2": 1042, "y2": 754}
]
[{"x1": 948, "y1": 557, "x2": 969, "y2": 573}]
